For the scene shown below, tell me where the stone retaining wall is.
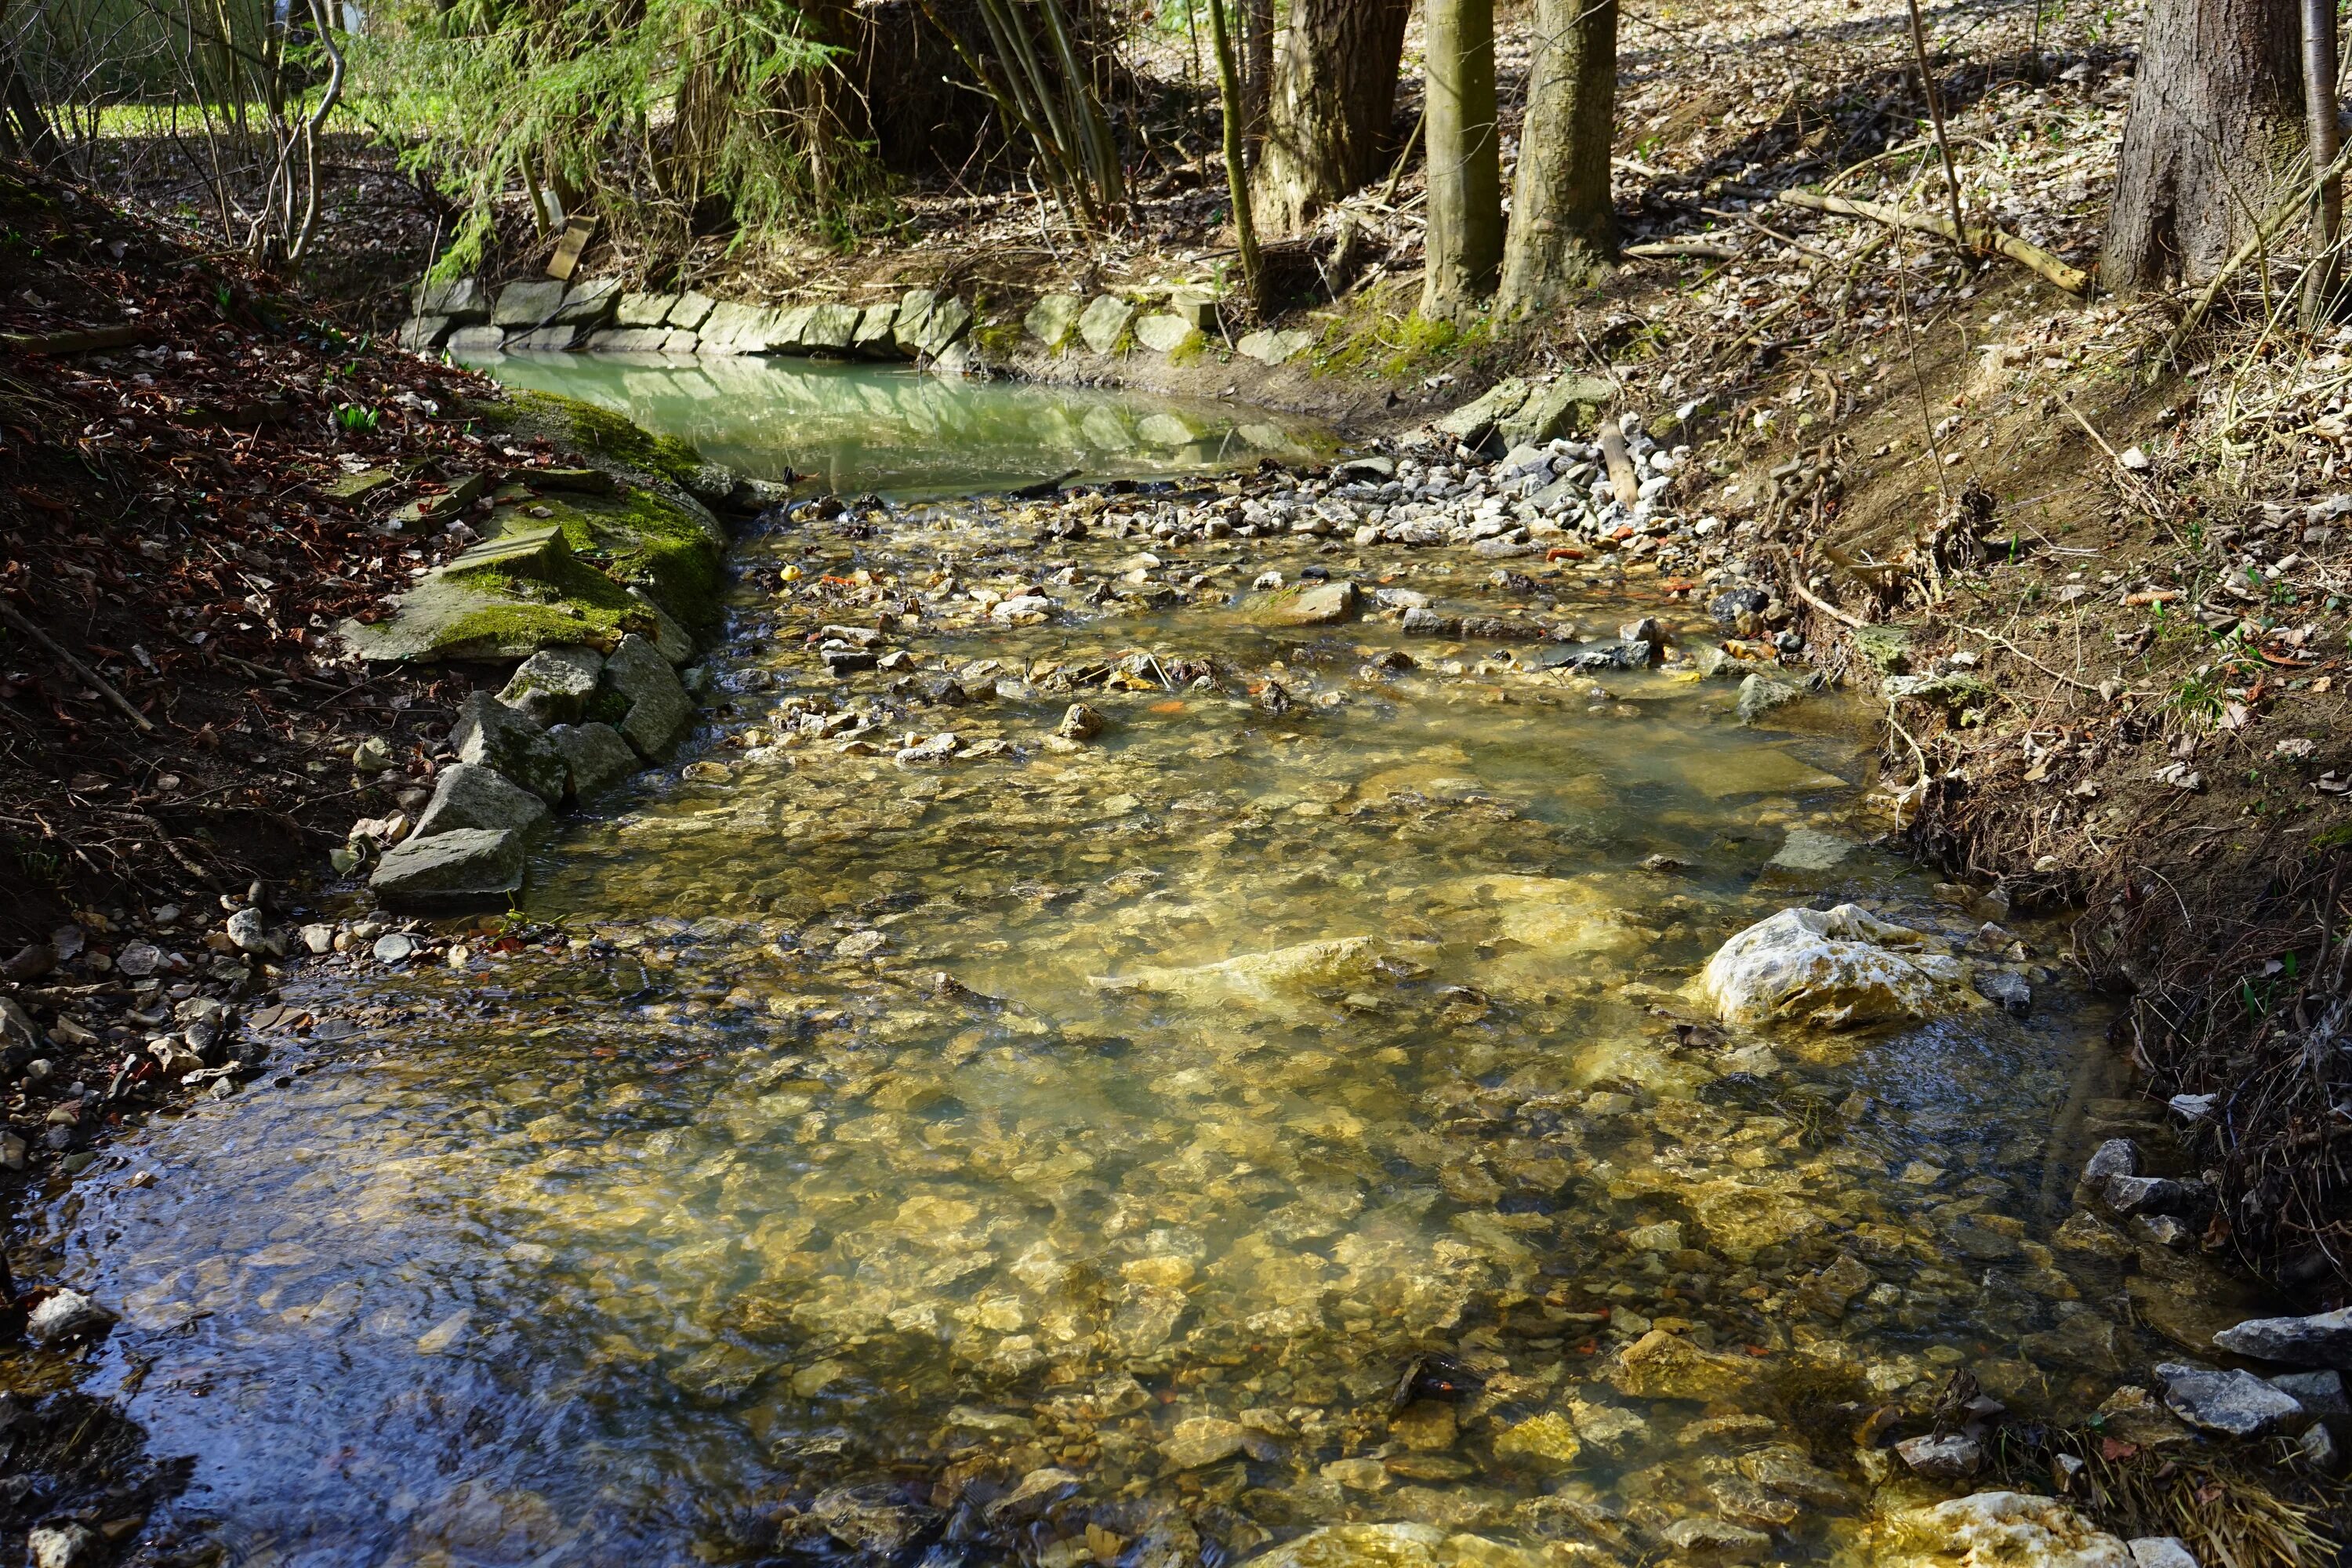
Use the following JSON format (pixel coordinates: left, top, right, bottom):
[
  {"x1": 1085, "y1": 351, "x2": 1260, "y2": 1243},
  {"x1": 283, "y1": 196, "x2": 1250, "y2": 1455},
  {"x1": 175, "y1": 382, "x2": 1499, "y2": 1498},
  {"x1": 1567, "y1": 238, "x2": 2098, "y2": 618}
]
[{"x1": 401, "y1": 277, "x2": 1317, "y2": 371}]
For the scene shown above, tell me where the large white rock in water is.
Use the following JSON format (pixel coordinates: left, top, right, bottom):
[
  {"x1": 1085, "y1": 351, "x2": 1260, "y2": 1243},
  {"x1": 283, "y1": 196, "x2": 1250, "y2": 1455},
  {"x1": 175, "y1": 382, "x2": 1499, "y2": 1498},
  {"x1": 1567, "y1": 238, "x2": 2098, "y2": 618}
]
[
  {"x1": 1697, "y1": 902, "x2": 1975, "y2": 1029},
  {"x1": 1869, "y1": 1491, "x2": 2132, "y2": 1568}
]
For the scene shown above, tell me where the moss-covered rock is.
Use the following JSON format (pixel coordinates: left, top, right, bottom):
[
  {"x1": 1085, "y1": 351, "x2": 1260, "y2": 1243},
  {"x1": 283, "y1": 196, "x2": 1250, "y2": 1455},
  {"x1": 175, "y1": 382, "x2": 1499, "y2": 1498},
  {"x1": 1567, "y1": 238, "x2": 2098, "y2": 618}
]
[
  {"x1": 344, "y1": 392, "x2": 731, "y2": 664},
  {"x1": 479, "y1": 388, "x2": 705, "y2": 488}
]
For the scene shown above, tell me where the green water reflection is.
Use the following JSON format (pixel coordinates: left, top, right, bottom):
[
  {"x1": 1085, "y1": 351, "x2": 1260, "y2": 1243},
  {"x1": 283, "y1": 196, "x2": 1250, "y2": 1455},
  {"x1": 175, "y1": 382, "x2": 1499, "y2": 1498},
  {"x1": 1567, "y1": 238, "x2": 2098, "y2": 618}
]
[{"x1": 453, "y1": 350, "x2": 1333, "y2": 498}]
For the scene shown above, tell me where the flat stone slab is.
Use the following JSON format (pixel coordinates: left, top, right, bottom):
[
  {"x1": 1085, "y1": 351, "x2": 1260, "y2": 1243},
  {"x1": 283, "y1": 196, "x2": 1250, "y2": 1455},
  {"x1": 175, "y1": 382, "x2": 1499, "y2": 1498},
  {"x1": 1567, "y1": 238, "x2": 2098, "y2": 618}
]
[
  {"x1": 802, "y1": 302, "x2": 860, "y2": 351},
  {"x1": 2155, "y1": 1363, "x2": 2305, "y2": 1436},
  {"x1": 587, "y1": 328, "x2": 670, "y2": 354},
  {"x1": 2214, "y1": 1307, "x2": 2352, "y2": 1369},
  {"x1": 892, "y1": 289, "x2": 939, "y2": 354},
  {"x1": 370, "y1": 827, "x2": 526, "y2": 909},
  {"x1": 492, "y1": 280, "x2": 568, "y2": 328},
  {"x1": 415, "y1": 278, "x2": 488, "y2": 321},
  {"x1": 1497, "y1": 376, "x2": 1613, "y2": 446},
  {"x1": 1078, "y1": 295, "x2": 1137, "y2": 355},
  {"x1": 1236, "y1": 328, "x2": 1313, "y2": 365},
  {"x1": 1434, "y1": 377, "x2": 1530, "y2": 441},
  {"x1": 1261, "y1": 580, "x2": 1358, "y2": 626},
  {"x1": 615, "y1": 291, "x2": 677, "y2": 328},
  {"x1": 667, "y1": 291, "x2": 717, "y2": 329},
  {"x1": 448, "y1": 524, "x2": 570, "y2": 581},
  {"x1": 413, "y1": 762, "x2": 550, "y2": 839},
  {"x1": 912, "y1": 297, "x2": 973, "y2": 359},
  {"x1": 853, "y1": 302, "x2": 902, "y2": 357},
  {"x1": 1133, "y1": 313, "x2": 1198, "y2": 354},
  {"x1": 1026, "y1": 293, "x2": 1084, "y2": 350}
]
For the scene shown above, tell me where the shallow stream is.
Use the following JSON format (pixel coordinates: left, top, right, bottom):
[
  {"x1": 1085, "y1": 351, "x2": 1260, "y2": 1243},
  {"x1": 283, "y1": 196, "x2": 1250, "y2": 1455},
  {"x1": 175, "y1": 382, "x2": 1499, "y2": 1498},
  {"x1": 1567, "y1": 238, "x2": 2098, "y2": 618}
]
[{"x1": 26, "y1": 363, "x2": 2215, "y2": 1566}]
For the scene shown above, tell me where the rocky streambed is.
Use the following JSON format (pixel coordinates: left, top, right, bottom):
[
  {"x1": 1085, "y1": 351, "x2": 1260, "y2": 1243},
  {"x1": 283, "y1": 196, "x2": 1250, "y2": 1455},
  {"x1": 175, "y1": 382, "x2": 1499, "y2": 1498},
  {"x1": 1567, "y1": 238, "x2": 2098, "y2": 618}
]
[{"x1": 5, "y1": 397, "x2": 2345, "y2": 1568}]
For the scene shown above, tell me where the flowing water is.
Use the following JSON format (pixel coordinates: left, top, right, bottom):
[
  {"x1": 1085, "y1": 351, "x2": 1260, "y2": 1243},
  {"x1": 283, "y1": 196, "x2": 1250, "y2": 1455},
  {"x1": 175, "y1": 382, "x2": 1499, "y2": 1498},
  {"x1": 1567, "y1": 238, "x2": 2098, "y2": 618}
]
[{"x1": 24, "y1": 365, "x2": 2206, "y2": 1568}]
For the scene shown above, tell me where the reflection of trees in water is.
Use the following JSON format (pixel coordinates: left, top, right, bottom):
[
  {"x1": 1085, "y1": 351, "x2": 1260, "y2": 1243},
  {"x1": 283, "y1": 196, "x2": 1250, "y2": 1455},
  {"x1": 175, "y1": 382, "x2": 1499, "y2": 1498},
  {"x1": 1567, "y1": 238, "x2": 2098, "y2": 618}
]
[{"x1": 474, "y1": 352, "x2": 1323, "y2": 489}]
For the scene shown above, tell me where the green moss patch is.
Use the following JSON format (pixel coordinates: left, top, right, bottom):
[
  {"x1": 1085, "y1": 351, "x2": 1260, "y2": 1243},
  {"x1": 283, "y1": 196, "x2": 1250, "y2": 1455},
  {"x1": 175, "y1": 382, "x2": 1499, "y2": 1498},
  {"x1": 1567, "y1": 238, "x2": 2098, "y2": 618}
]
[
  {"x1": 477, "y1": 389, "x2": 706, "y2": 487},
  {"x1": 482, "y1": 485, "x2": 724, "y2": 634}
]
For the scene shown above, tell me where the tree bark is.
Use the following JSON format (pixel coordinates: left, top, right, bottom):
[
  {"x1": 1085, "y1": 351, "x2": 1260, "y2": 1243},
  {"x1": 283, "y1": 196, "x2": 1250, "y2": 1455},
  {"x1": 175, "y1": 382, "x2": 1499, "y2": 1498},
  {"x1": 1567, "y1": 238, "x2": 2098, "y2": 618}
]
[
  {"x1": 1242, "y1": 0, "x2": 1273, "y2": 160},
  {"x1": 1421, "y1": 0, "x2": 1501, "y2": 319},
  {"x1": 1496, "y1": 0, "x2": 1616, "y2": 318},
  {"x1": 1257, "y1": 0, "x2": 1412, "y2": 234},
  {"x1": 2101, "y1": 0, "x2": 2305, "y2": 292},
  {"x1": 1209, "y1": 0, "x2": 1265, "y2": 312}
]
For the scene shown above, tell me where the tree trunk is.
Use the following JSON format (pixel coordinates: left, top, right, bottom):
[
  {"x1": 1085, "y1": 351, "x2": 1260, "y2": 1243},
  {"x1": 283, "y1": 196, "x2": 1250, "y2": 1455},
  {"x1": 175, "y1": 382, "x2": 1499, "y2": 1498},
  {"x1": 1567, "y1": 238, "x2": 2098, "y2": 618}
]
[
  {"x1": 1257, "y1": 0, "x2": 1412, "y2": 234},
  {"x1": 2101, "y1": 0, "x2": 2305, "y2": 292},
  {"x1": 1496, "y1": 0, "x2": 1616, "y2": 318},
  {"x1": 1209, "y1": 0, "x2": 1265, "y2": 312},
  {"x1": 1421, "y1": 0, "x2": 1501, "y2": 319},
  {"x1": 1242, "y1": 0, "x2": 1273, "y2": 161}
]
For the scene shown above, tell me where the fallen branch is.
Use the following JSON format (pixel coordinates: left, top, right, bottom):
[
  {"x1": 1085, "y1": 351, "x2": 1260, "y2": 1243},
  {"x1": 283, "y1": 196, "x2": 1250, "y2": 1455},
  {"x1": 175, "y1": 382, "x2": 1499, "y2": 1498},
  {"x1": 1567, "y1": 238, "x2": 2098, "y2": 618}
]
[
  {"x1": 1788, "y1": 573, "x2": 1868, "y2": 629},
  {"x1": 1775, "y1": 188, "x2": 2091, "y2": 296},
  {"x1": 1623, "y1": 239, "x2": 1741, "y2": 261},
  {"x1": 0, "y1": 597, "x2": 155, "y2": 732}
]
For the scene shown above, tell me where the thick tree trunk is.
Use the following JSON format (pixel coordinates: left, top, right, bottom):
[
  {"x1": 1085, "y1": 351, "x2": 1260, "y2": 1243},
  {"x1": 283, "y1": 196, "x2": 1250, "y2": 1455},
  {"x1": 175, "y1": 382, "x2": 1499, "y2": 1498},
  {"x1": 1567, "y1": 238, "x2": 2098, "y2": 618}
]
[
  {"x1": 1421, "y1": 0, "x2": 1501, "y2": 320},
  {"x1": 1257, "y1": 0, "x2": 1412, "y2": 235},
  {"x1": 1496, "y1": 0, "x2": 1616, "y2": 318},
  {"x1": 1242, "y1": 0, "x2": 1274, "y2": 160},
  {"x1": 2101, "y1": 0, "x2": 2305, "y2": 292}
]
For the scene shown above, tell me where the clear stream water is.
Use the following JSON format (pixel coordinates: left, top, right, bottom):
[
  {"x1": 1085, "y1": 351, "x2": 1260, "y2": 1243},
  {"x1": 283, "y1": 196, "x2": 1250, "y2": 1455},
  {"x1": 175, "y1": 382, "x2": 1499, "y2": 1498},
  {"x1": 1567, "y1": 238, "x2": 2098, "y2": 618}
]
[{"x1": 25, "y1": 359, "x2": 2225, "y2": 1566}]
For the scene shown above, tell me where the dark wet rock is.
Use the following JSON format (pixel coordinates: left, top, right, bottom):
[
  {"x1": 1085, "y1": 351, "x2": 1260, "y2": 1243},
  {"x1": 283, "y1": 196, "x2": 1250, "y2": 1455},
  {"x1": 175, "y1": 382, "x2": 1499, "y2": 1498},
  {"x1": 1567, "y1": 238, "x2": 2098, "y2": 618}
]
[
  {"x1": 2270, "y1": 1370, "x2": 2350, "y2": 1415},
  {"x1": 2299, "y1": 1421, "x2": 2342, "y2": 1471},
  {"x1": 369, "y1": 827, "x2": 526, "y2": 908},
  {"x1": 2, "y1": 943, "x2": 56, "y2": 981},
  {"x1": 2082, "y1": 1138, "x2": 2139, "y2": 1187},
  {"x1": 1896, "y1": 1432, "x2": 1982, "y2": 1478},
  {"x1": 414, "y1": 763, "x2": 551, "y2": 840},
  {"x1": 452, "y1": 691, "x2": 567, "y2": 804},
  {"x1": 1057, "y1": 703, "x2": 1105, "y2": 742},
  {"x1": 0, "y1": 996, "x2": 41, "y2": 1053},
  {"x1": 811, "y1": 1483, "x2": 945, "y2": 1556},
  {"x1": 1393, "y1": 1352, "x2": 1484, "y2": 1406},
  {"x1": 2103, "y1": 1174, "x2": 2194, "y2": 1217},
  {"x1": 822, "y1": 647, "x2": 880, "y2": 674},
  {"x1": 548, "y1": 721, "x2": 639, "y2": 798},
  {"x1": 603, "y1": 633, "x2": 695, "y2": 760},
  {"x1": 2155, "y1": 1363, "x2": 2304, "y2": 1436},
  {"x1": 1401, "y1": 608, "x2": 1461, "y2": 636},
  {"x1": 1976, "y1": 968, "x2": 2033, "y2": 1015},
  {"x1": 1550, "y1": 638, "x2": 1657, "y2": 671},
  {"x1": 1708, "y1": 586, "x2": 1769, "y2": 630},
  {"x1": 498, "y1": 644, "x2": 604, "y2": 724},
  {"x1": 2213, "y1": 1308, "x2": 2352, "y2": 1370}
]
